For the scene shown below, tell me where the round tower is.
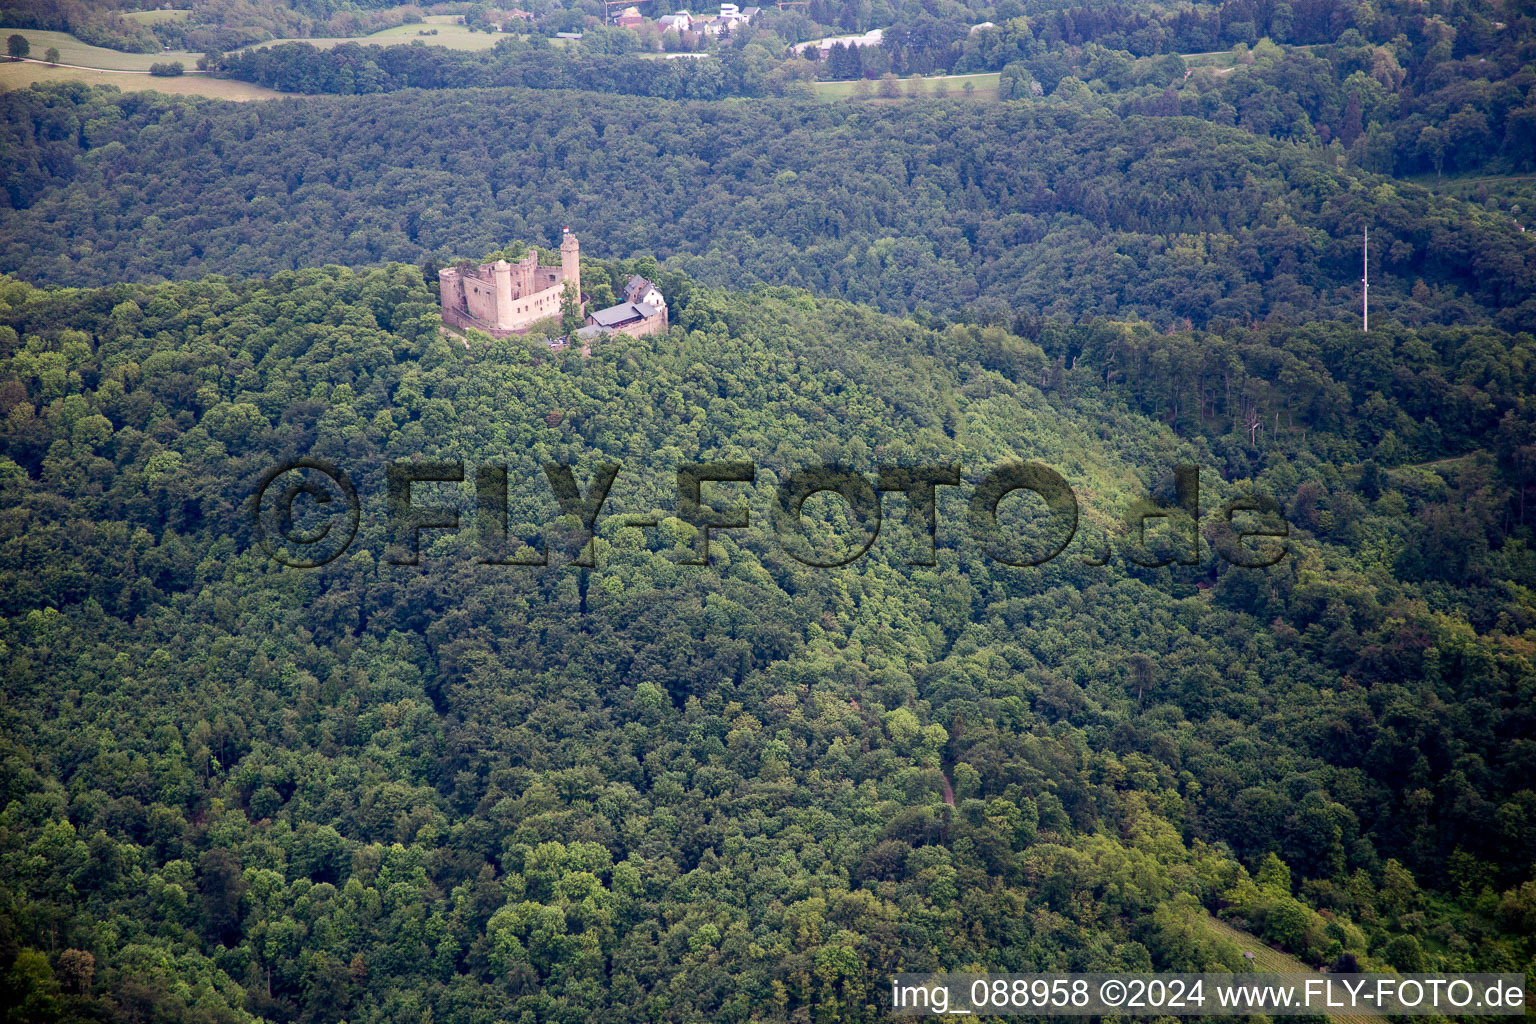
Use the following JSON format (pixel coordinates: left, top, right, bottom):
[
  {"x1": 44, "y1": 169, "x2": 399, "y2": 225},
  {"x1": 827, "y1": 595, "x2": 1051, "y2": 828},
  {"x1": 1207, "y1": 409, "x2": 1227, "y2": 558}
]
[
  {"x1": 492, "y1": 259, "x2": 515, "y2": 331},
  {"x1": 560, "y1": 228, "x2": 580, "y2": 303}
]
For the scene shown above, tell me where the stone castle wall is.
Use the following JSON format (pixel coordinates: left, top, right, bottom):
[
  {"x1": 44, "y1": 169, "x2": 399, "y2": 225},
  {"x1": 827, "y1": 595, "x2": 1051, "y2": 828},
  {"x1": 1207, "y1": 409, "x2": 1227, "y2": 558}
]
[{"x1": 439, "y1": 235, "x2": 581, "y2": 338}]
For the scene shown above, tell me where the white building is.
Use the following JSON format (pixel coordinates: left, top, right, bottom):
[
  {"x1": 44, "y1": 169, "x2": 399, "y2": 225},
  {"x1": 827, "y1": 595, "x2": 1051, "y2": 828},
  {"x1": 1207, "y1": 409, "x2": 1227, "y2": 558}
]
[
  {"x1": 791, "y1": 28, "x2": 884, "y2": 55},
  {"x1": 703, "y1": 3, "x2": 758, "y2": 34}
]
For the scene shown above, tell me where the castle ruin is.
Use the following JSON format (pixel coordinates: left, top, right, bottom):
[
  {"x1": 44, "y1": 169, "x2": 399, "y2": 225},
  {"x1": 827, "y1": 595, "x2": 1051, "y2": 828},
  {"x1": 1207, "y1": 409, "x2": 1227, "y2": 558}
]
[
  {"x1": 438, "y1": 228, "x2": 670, "y2": 345},
  {"x1": 438, "y1": 229, "x2": 582, "y2": 337}
]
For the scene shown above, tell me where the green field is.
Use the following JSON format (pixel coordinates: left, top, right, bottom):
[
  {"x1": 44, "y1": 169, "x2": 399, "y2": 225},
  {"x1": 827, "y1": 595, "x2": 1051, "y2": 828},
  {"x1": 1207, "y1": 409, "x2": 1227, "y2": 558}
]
[
  {"x1": 236, "y1": 22, "x2": 511, "y2": 54},
  {"x1": 0, "y1": 21, "x2": 513, "y2": 73},
  {"x1": 0, "y1": 19, "x2": 512, "y2": 97},
  {"x1": 0, "y1": 27, "x2": 202, "y2": 70},
  {"x1": 813, "y1": 71, "x2": 1000, "y2": 101},
  {"x1": 124, "y1": 9, "x2": 192, "y2": 24},
  {"x1": 0, "y1": 60, "x2": 282, "y2": 100},
  {"x1": 1182, "y1": 40, "x2": 1323, "y2": 69},
  {"x1": 1181, "y1": 49, "x2": 1240, "y2": 68}
]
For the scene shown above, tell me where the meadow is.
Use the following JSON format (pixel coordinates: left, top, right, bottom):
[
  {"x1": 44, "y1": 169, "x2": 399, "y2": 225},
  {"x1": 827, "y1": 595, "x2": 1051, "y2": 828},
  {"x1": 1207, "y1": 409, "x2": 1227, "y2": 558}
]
[
  {"x1": 0, "y1": 27, "x2": 202, "y2": 70},
  {"x1": 123, "y1": 9, "x2": 193, "y2": 25},
  {"x1": 812, "y1": 71, "x2": 1001, "y2": 101},
  {"x1": 234, "y1": 21, "x2": 511, "y2": 55},
  {"x1": 0, "y1": 17, "x2": 511, "y2": 99},
  {"x1": 0, "y1": 59, "x2": 282, "y2": 99}
]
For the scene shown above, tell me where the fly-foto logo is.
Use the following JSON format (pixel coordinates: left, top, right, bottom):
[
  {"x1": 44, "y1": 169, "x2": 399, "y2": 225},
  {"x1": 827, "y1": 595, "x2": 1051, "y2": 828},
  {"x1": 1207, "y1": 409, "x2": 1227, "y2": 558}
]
[{"x1": 248, "y1": 460, "x2": 1290, "y2": 570}]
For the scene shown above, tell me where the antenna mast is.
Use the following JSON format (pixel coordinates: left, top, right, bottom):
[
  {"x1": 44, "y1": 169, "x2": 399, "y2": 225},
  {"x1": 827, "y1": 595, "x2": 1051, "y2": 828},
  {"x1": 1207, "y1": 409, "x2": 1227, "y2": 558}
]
[{"x1": 1362, "y1": 226, "x2": 1369, "y2": 332}]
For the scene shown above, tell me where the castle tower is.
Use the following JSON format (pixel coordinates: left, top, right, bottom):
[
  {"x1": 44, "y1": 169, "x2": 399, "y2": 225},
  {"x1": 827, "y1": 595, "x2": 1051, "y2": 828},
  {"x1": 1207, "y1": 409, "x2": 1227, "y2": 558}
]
[
  {"x1": 491, "y1": 259, "x2": 515, "y2": 330},
  {"x1": 513, "y1": 250, "x2": 537, "y2": 297},
  {"x1": 561, "y1": 228, "x2": 580, "y2": 302}
]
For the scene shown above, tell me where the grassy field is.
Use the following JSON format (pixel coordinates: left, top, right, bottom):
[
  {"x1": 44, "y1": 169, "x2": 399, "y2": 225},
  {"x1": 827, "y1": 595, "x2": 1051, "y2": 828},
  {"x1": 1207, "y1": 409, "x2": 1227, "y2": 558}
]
[
  {"x1": 1203, "y1": 916, "x2": 1382, "y2": 1024},
  {"x1": 1181, "y1": 49, "x2": 1240, "y2": 69},
  {"x1": 813, "y1": 71, "x2": 1000, "y2": 101},
  {"x1": 0, "y1": 60, "x2": 282, "y2": 100},
  {"x1": 1182, "y1": 41, "x2": 1322, "y2": 70},
  {"x1": 236, "y1": 23, "x2": 509, "y2": 54},
  {"x1": 0, "y1": 27, "x2": 203, "y2": 70},
  {"x1": 1, "y1": 21, "x2": 512, "y2": 71},
  {"x1": 0, "y1": 18, "x2": 510, "y2": 98},
  {"x1": 124, "y1": 9, "x2": 192, "y2": 24}
]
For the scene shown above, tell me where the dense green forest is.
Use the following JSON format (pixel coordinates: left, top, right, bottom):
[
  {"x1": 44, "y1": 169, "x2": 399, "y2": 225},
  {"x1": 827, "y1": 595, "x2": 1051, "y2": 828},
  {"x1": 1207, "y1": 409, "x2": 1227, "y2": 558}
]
[
  {"x1": 206, "y1": 0, "x2": 1536, "y2": 187},
  {"x1": 214, "y1": 38, "x2": 782, "y2": 98},
  {"x1": 1, "y1": 254, "x2": 1534, "y2": 1021},
  {"x1": 1, "y1": 0, "x2": 1534, "y2": 1019},
  {"x1": 209, "y1": 26, "x2": 1536, "y2": 181},
  {"x1": 147, "y1": 3, "x2": 441, "y2": 56},
  {"x1": 0, "y1": 0, "x2": 160, "y2": 53},
  {"x1": 2, "y1": 83, "x2": 1533, "y2": 336}
]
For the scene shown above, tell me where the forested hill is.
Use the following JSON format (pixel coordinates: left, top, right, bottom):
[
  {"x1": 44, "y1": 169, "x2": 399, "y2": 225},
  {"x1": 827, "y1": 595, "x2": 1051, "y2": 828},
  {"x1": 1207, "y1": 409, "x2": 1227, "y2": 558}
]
[
  {"x1": 2, "y1": 82, "x2": 1534, "y2": 333},
  {"x1": 1, "y1": 261, "x2": 1534, "y2": 1021}
]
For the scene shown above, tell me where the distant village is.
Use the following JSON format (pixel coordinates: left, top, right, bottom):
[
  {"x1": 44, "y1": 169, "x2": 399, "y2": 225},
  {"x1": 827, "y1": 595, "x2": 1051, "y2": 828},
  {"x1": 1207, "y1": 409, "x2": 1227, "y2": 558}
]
[
  {"x1": 443, "y1": 3, "x2": 762, "y2": 46},
  {"x1": 608, "y1": 2, "x2": 761, "y2": 42},
  {"x1": 424, "y1": 3, "x2": 987, "y2": 69}
]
